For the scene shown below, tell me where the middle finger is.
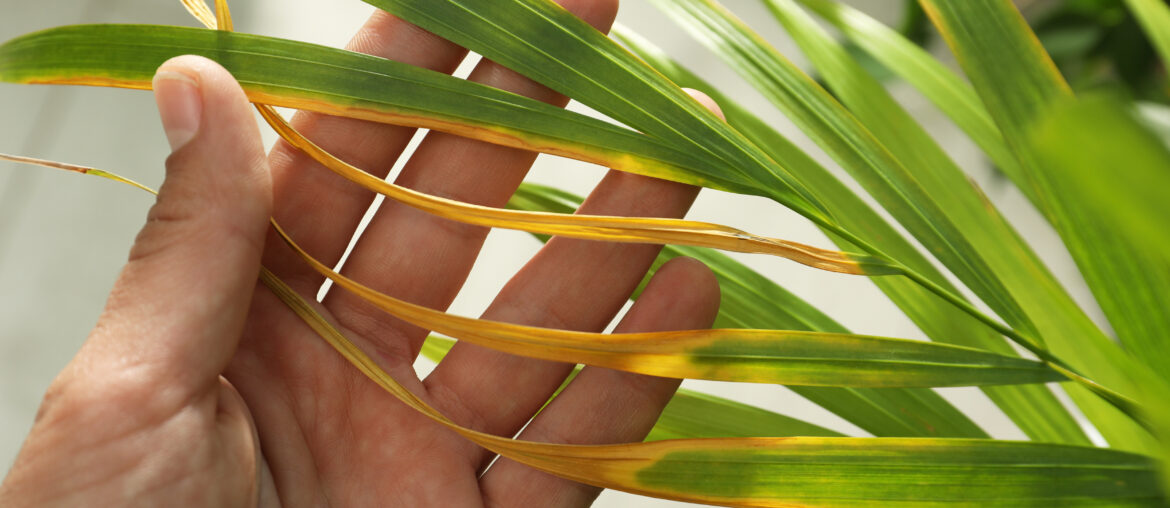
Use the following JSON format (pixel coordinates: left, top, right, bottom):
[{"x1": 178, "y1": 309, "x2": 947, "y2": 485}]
[{"x1": 319, "y1": 0, "x2": 621, "y2": 369}]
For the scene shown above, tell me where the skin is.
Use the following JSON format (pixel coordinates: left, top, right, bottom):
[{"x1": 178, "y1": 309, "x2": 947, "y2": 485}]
[{"x1": 0, "y1": 1, "x2": 724, "y2": 506}]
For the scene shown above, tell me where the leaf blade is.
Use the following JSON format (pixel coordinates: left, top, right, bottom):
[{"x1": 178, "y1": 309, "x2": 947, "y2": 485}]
[
  {"x1": 271, "y1": 217, "x2": 1064, "y2": 389},
  {"x1": 1123, "y1": 0, "x2": 1170, "y2": 71},
  {"x1": 263, "y1": 258, "x2": 1163, "y2": 508},
  {"x1": 1029, "y1": 96, "x2": 1170, "y2": 372},
  {"x1": 362, "y1": 0, "x2": 834, "y2": 223},
  {"x1": 795, "y1": 0, "x2": 1025, "y2": 188},
  {"x1": 516, "y1": 182, "x2": 988, "y2": 438},
  {"x1": 420, "y1": 335, "x2": 845, "y2": 440},
  {"x1": 650, "y1": 0, "x2": 1052, "y2": 352},
  {"x1": 757, "y1": 0, "x2": 1090, "y2": 445},
  {"x1": 922, "y1": 0, "x2": 1161, "y2": 452},
  {"x1": 256, "y1": 104, "x2": 893, "y2": 275},
  {"x1": 0, "y1": 24, "x2": 752, "y2": 194}
]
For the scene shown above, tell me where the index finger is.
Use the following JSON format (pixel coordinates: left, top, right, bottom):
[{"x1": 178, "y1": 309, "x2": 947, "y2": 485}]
[{"x1": 259, "y1": 10, "x2": 470, "y2": 288}]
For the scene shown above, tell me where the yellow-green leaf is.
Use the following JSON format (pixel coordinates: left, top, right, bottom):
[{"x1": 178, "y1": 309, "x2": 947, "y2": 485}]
[
  {"x1": 273, "y1": 219, "x2": 1062, "y2": 389},
  {"x1": 514, "y1": 182, "x2": 988, "y2": 439},
  {"x1": 756, "y1": 0, "x2": 1087, "y2": 445},
  {"x1": 922, "y1": 0, "x2": 1160, "y2": 452},
  {"x1": 419, "y1": 335, "x2": 845, "y2": 441},
  {"x1": 0, "y1": 24, "x2": 752, "y2": 194}
]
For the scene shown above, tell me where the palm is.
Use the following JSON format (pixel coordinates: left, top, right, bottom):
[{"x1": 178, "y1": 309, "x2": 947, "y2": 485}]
[
  {"x1": 0, "y1": 2, "x2": 723, "y2": 506},
  {"x1": 219, "y1": 2, "x2": 718, "y2": 505},
  {"x1": 232, "y1": 295, "x2": 485, "y2": 505}
]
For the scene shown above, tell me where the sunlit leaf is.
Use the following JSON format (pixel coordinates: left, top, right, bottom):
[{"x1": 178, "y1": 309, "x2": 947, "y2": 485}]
[
  {"x1": 420, "y1": 335, "x2": 844, "y2": 440},
  {"x1": 757, "y1": 0, "x2": 1089, "y2": 445},
  {"x1": 256, "y1": 105, "x2": 893, "y2": 275},
  {"x1": 362, "y1": 0, "x2": 834, "y2": 225},
  {"x1": 514, "y1": 182, "x2": 988, "y2": 439},
  {"x1": 922, "y1": 0, "x2": 1160, "y2": 452},
  {"x1": 269, "y1": 218, "x2": 1062, "y2": 388},
  {"x1": 0, "y1": 24, "x2": 752, "y2": 194},
  {"x1": 266, "y1": 268, "x2": 1163, "y2": 508},
  {"x1": 1030, "y1": 95, "x2": 1170, "y2": 371}
]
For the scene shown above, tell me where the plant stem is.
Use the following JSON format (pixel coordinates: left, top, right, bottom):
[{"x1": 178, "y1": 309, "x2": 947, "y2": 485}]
[
  {"x1": 823, "y1": 223, "x2": 1037, "y2": 348},
  {"x1": 826, "y1": 224, "x2": 1146, "y2": 424}
]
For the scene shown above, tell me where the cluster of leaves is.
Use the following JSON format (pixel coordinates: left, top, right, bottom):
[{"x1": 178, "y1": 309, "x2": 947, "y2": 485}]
[{"x1": 1, "y1": 0, "x2": 1169, "y2": 505}]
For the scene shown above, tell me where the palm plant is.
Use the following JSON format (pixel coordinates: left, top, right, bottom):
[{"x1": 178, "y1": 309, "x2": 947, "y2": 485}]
[{"x1": 1, "y1": 0, "x2": 1169, "y2": 505}]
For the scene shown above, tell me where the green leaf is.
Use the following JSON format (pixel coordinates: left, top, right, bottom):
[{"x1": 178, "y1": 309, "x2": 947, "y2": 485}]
[
  {"x1": 277, "y1": 205, "x2": 1058, "y2": 389},
  {"x1": 1030, "y1": 95, "x2": 1170, "y2": 371},
  {"x1": 650, "y1": 0, "x2": 1060, "y2": 348},
  {"x1": 0, "y1": 24, "x2": 752, "y2": 195},
  {"x1": 646, "y1": 391, "x2": 844, "y2": 441},
  {"x1": 780, "y1": 4, "x2": 1164, "y2": 444},
  {"x1": 361, "y1": 0, "x2": 834, "y2": 225},
  {"x1": 515, "y1": 183, "x2": 987, "y2": 438},
  {"x1": 631, "y1": 438, "x2": 1163, "y2": 506},
  {"x1": 1123, "y1": 0, "x2": 1170, "y2": 71},
  {"x1": 21, "y1": 149, "x2": 1161, "y2": 507},
  {"x1": 282, "y1": 269, "x2": 1166, "y2": 508},
  {"x1": 363, "y1": 3, "x2": 1127, "y2": 427},
  {"x1": 642, "y1": 0, "x2": 1097, "y2": 445},
  {"x1": 756, "y1": 0, "x2": 1088, "y2": 445},
  {"x1": 794, "y1": 0, "x2": 1027, "y2": 196},
  {"x1": 921, "y1": 0, "x2": 1159, "y2": 452},
  {"x1": 331, "y1": 248, "x2": 1064, "y2": 387},
  {"x1": 420, "y1": 335, "x2": 844, "y2": 440}
]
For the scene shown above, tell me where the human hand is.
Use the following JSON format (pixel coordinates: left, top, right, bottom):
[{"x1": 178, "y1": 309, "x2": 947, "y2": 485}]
[{"x1": 0, "y1": 1, "x2": 722, "y2": 506}]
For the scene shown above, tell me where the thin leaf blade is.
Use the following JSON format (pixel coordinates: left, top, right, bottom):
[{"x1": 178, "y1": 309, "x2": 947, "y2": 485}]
[
  {"x1": 756, "y1": 0, "x2": 1089, "y2": 445},
  {"x1": 794, "y1": 0, "x2": 1025, "y2": 189},
  {"x1": 272, "y1": 268, "x2": 1162, "y2": 507},
  {"x1": 265, "y1": 259, "x2": 1164, "y2": 508},
  {"x1": 1029, "y1": 96, "x2": 1170, "y2": 371},
  {"x1": 362, "y1": 0, "x2": 833, "y2": 224},
  {"x1": 420, "y1": 335, "x2": 845, "y2": 440},
  {"x1": 516, "y1": 182, "x2": 988, "y2": 438},
  {"x1": 922, "y1": 0, "x2": 1162, "y2": 452},
  {"x1": 0, "y1": 24, "x2": 752, "y2": 194}
]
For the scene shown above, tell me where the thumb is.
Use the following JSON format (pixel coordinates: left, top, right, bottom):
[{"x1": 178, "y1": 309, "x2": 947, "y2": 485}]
[{"x1": 80, "y1": 55, "x2": 272, "y2": 392}]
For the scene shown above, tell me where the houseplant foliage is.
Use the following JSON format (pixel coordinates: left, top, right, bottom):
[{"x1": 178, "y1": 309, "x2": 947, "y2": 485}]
[{"x1": 1, "y1": 0, "x2": 1169, "y2": 505}]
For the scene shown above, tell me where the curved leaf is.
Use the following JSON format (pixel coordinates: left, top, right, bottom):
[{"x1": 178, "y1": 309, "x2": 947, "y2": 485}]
[
  {"x1": 650, "y1": 0, "x2": 1072, "y2": 368},
  {"x1": 257, "y1": 105, "x2": 893, "y2": 275},
  {"x1": 0, "y1": 24, "x2": 752, "y2": 194},
  {"x1": 11, "y1": 149, "x2": 1160, "y2": 507},
  {"x1": 614, "y1": 26, "x2": 1085, "y2": 445},
  {"x1": 362, "y1": 0, "x2": 834, "y2": 225},
  {"x1": 922, "y1": 0, "x2": 1158, "y2": 453},
  {"x1": 273, "y1": 218, "x2": 1062, "y2": 389},
  {"x1": 654, "y1": 0, "x2": 1151, "y2": 451},
  {"x1": 514, "y1": 182, "x2": 988, "y2": 439},
  {"x1": 759, "y1": 0, "x2": 1089, "y2": 445},
  {"x1": 419, "y1": 335, "x2": 845, "y2": 441},
  {"x1": 794, "y1": 0, "x2": 1024, "y2": 188},
  {"x1": 266, "y1": 268, "x2": 1163, "y2": 508}
]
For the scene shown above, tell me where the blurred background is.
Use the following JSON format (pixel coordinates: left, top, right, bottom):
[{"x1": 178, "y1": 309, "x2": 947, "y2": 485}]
[{"x1": 2, "y1": 0, "x2": 1153, "y2": 505}]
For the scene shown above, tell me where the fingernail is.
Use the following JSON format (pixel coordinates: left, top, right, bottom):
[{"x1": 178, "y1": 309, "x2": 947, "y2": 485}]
[{"x1": 153, "y1": 70, "x2": 203, "y2": 151}]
